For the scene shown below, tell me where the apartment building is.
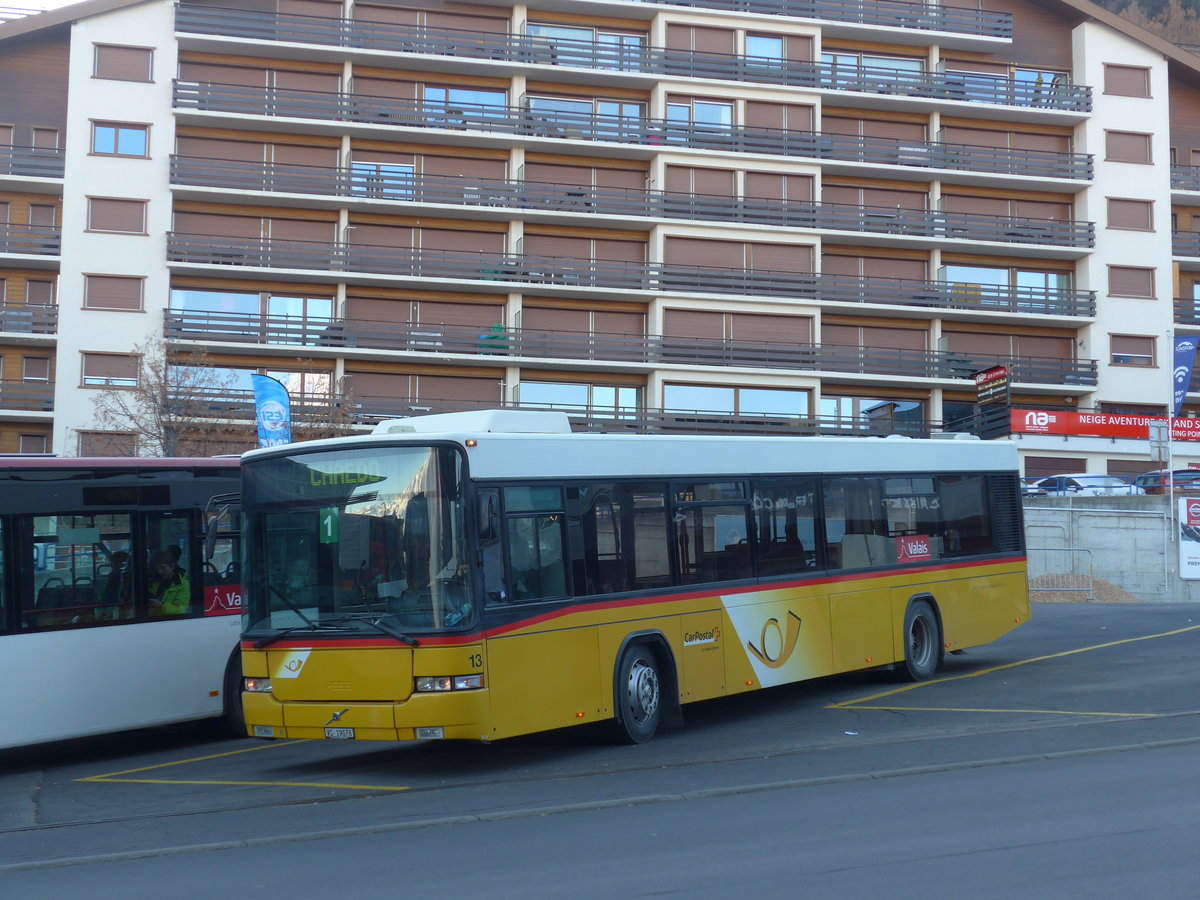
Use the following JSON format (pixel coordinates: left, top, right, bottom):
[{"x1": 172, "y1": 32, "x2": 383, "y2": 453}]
[{"x1": 0, "y1": 0, "x2": 1198, "y2": 475}]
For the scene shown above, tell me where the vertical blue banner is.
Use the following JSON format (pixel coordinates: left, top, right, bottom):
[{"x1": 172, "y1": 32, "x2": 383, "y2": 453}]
[
  {"x1": 1173, "y1": 336, "x2": 1199, "y2": 417},
  {"x1": 251, "y1": 374, "x2": 292, "y2": 447}
]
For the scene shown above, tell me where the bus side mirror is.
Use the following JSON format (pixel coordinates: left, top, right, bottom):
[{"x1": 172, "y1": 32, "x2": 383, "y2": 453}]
[
  {"x1": 203, "y1": 507, "x2": 225, "y2": 562},
  {"x1": 479, "y1": 492, "x2": 499, "y2": 541}
]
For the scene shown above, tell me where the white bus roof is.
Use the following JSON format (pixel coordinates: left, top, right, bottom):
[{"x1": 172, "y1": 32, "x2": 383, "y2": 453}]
[{"x1": 244, "y1": 411, "x2": 1018, "y2": 480}]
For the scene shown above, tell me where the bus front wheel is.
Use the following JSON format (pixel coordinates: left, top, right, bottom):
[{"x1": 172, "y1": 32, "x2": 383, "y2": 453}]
[
  {"x1": 901, "y1": 600, "x2": 941, "y2": 681},
  {"x1": 614, "y1": 643, "x2": 662, "y2": 744}
]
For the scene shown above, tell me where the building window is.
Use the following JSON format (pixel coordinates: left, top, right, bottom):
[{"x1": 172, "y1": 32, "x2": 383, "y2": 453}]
[
  {"x1": 31, "y1": 128, "x2": 58, "y2": 149},
  {"x1": 22, "y1": 356, "x2": 50, "y2": 381},
  {"x1": 939, "y1": 263, "x2": 1071, "y2": 311},
  {"x1": 822, "y1": 51, "x2": 922, "y2": 90},
  {"x1": 526, "y1": 23, "x2": 644, "y2": 71},
  {"x1": 1104, "y1": 64, "x2": 1151, "y2": 98},
  {"x1": 92, "y1": 122, "x2": 149, "y2": 157},
  {"x1": 18, "y1": 434, "x2": 49, "y2": 454},
  {"x1": 87, "y1": 197, "x2": 147, "y2": 234},
  {"x1": 1107, "y1": 266, "x2": 1155, "y2": 299},
  {"x1": 1110, "y1": 335, "x2": 1156, "y2": 367},
  {"x1": 820, "y1": 395, "x2": 926, "y2": 435},
  {"x1": 350, "y1": 161, "x2": 413, "y2": 198},
  {"x1": 81, "y1": 352, "x2": 139, "y2": 387},
  {"x1": 84, "y1": 275, "x2": 145, "y2": 311},
  {"x1": 1105, "y1": 130, "x2": 1152, "y2": 164},
  {"x1": 663, "y1": 383, "x2": 809, "y2": 418},
  {"x1": 25, "y1": 279, "x2": 54, "y2": 305},
  {"x1": 1106, "y1": 198, "x2": 1153, "y2": 231},
  {"x1": 517, "y1": 381, "x2": 640, "y2": 419},
  {"x1": 93, "y1": 44, "x2": 153, "y2": 82}
]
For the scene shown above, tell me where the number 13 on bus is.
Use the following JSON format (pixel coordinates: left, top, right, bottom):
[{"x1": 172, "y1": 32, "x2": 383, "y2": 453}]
[{"x1": 239, "y1": 410, "x2": 1028, "y2": 745}]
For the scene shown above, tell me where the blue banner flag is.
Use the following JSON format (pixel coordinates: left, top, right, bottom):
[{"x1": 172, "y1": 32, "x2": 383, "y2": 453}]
[
  {"x1": 1174, "y1": 336, "x2": 1199, "y2": 417},
  {"x1": 251, "y1": 374, "x2": 292, "y2": 447}
]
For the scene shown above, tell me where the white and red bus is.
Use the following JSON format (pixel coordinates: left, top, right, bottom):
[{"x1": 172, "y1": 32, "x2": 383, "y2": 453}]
[{"x1": 0, "y1": 457, "x2": 242, "y2": 749}]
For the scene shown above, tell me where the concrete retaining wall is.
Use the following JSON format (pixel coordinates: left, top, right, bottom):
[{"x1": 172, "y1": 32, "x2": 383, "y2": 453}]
[{"x1": 1022, "y1": 496, "x2": 1200, "y2": 602}]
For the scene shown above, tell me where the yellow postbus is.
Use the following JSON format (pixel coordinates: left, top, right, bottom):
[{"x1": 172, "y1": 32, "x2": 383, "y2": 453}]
[{"x1": 239, "y1": 410, "x2": 1028, "y2": 744}]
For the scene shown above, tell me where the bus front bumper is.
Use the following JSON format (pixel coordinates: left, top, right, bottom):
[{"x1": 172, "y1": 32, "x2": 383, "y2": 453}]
[{"x1": 242, "y1": 689, "x2": 491, "y2": 742}]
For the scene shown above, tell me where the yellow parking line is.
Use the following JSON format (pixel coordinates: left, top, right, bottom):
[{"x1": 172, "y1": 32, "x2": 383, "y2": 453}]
[
  {"x1": 76, "y1": 739, "x2": 409, "y2": 792},
  {"x1": 85, "y1": 777, "x2": 409, "y2": 791},
  {"x1": 829, "y1": 622, "x2": 1200, "y2": 715}
]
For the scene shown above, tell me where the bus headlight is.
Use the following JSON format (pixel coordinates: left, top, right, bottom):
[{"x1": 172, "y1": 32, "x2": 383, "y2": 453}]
[
  {"x1": 415, "y1": 675, "x2": 484, "y2": 692},
  {"x1": 244, "y1": 677, "x2": 273, "y2": 693}
]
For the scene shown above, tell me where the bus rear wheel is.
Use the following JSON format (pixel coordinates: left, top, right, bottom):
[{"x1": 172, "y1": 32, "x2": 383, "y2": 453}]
[
  {"x1": 901, "y1": 600, "x2": 941, "y2": 681},
  {"x1": 615, "y1": 643, "x2": 661, "y2": 744}
]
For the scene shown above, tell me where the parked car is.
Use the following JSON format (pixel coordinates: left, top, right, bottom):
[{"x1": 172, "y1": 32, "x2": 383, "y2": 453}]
[
  {"x1": 1134, "y1": 469, "x2": 1200, "y2": 495},
  {"x1": 1029, "y1": 474, "x2": 1144, "y2": 497}
]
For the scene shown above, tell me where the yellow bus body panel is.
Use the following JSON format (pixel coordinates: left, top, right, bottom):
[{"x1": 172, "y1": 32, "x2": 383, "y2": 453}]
[{"x1": 240, "y1": 559, "x2": 1028, "y2": 742}]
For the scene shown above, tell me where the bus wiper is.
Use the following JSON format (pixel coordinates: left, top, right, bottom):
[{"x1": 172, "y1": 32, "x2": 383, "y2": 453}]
[
  {"x1": 326, "y1": 613, "x2": 419, "y2": 647},
  {"x1": 252, "y1": 584, "x2": 325, "y2": 649}
]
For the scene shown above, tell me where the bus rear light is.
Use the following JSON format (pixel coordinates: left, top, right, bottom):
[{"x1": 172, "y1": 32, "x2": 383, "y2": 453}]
[
  {"x1": 244, "y1": 677, "x2": 273, "y2": 693},
  {"x1": 415, "y1": 675, "x2": 484, "y2": 692}
]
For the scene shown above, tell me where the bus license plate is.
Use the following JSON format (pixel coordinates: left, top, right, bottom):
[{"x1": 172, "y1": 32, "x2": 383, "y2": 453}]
[{"x1": 325, "y1": 727, "x2": 355, "y2": 740}]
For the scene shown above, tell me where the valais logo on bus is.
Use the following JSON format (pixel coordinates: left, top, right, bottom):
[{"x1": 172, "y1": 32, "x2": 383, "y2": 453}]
[
  {"x1": 896, "y1": 534, "x2": 932, "y2": 562},
  {"x1": 203, "y1": 584, "x2": 243, "y2": 616}
]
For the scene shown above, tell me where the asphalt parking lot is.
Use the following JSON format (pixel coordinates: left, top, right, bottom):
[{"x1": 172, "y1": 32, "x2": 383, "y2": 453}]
[{"x1": 3, "y1": 601, "x2": 1199, "y2": 872}]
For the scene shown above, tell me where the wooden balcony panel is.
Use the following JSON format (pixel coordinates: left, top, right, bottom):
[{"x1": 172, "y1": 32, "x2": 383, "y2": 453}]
[
  {"x1": 0, "y1": 223, "x2": 61, "y2": 257},
  {"x1": 0, "y1": 145, "x2": 65, "y2": 179},
  {"x1": 0, "y1": 303, "x2": 58, "y2": 334},
  {"x1": 0, "y1": 380, "x2": 54, "y2": 411}
]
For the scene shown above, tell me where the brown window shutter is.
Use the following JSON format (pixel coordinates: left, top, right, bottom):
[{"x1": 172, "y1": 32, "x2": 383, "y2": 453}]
[
  {"x1": 1104, "y1": 65, "x2": 1151, "y2": 98},
  {"x1": 88, "y1": 198, "x2": 146, "y2": 233},
  {"x1": 84, "y1": 275, "x2": 143, "y2": 310},
  {"x1": 1108, "y1": 266, "x2": 1155, "y2": 298},
  {"x1": 663, "y1": 309, "x2": 723, "y2": 339},
  {"x1": 94, "y1": 45, "x2": 153, "y2": 82},
  {"x1": 1107, "y1": 198, "x2": 1153, "y2": 230},
  {"x1": 1105, "y1": 131, "x2": 1152, "y2": 164}
]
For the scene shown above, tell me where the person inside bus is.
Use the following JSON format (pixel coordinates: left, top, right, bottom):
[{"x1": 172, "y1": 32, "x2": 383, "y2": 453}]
[
  {"x1": 148, "y1": 549, "x2": 191, "y2": 616},
  {"x1": 95, "y1": 550, "x2": 132, "y2": 620}
]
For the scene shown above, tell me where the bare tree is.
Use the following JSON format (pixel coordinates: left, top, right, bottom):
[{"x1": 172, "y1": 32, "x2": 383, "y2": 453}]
[
  {"x1": 87, "y1": 335, "x2": 251, "y2": 457},
  {"x1": 87, "y1": 337, "x2": 365, "y2": 457}
]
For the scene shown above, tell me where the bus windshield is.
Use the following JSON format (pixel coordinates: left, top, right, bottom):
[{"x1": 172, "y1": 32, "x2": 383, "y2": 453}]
[{"x1": 241, "y1": 444, "x2": 470, "y2": 638}]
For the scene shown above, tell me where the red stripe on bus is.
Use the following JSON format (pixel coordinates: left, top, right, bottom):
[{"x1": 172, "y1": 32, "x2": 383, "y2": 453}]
[{"x1": 240, "y1": 555, "x2": 1026, "y2": 651}]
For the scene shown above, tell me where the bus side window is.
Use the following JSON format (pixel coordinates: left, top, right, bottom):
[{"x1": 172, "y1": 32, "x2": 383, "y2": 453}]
[
  {"x1": 503, "y1": 486, "x2": 567, "y2": 601},
  {"x1": 478, "y1": 489, "x2": 508, "y2": 604}
]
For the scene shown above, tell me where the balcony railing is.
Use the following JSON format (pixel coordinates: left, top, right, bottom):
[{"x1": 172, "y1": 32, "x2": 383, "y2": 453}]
[
  {"x1": 170, "y1": 157, "x2": 1095, "y2": 250},
  {"x1": 1175, "y1": 297, "x2": 1200, "y2": 327},
  {"x1": 1174, "y1": 231, "x2": 1200, "y2": 258},
  {"x1": 165, "y1": 233, "x2": 1096, "y2": 315},
  {"x1": 0, "y1": 379, "x2": 54, "y2": 412},
  {"x1": 176, "y1": 0, "x2": 1013, "y2": 42},
  {"x1": 164, "y1": 310, "x2": 1098, "y2": 386},
  {"x1": 0, "y1": 223, "x2": 61, "y2": 256},
  {"x1": 1172, "y1": 165, "x2": 1200, "y2": 193},
  {"x1": 174, "y1": 8, "x2": 1070, "y2": 109},
  {"x1": 0, "y1": 144, "x2": 65, "y2": 179},
  {"x1": 0, "y1": 302, "x2": 57, "y2": 334},
  {"x1": 172, "y1": 82, "x2": 1093, "y2": 181}
]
